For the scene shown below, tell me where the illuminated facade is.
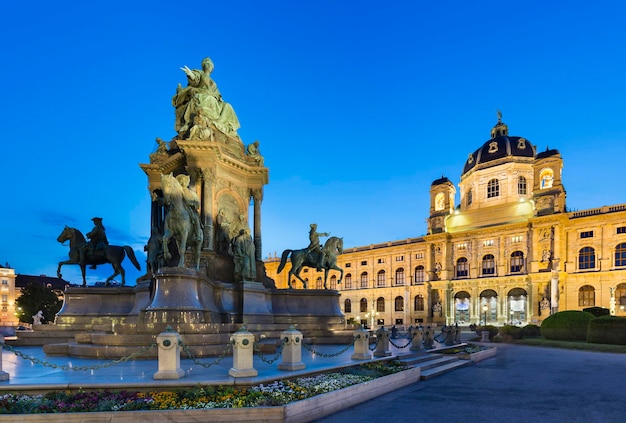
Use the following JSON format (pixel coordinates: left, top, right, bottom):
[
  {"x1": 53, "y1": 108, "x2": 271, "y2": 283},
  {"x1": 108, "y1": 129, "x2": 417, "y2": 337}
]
[
  {"x1": 265, "y1": 115, "x2": 626, "y2": 327},
  {"x1": 0, "y1": 265, "x2": 17, "y2": 326}
]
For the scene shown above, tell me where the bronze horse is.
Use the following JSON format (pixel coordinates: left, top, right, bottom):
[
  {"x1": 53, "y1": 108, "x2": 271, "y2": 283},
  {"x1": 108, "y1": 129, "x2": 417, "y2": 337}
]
[
  {"x1": 56, "y1": 226, "x2": 141, "y2": 286},
  {"x1": 161, "y1": 173, "x2": 203, "y2": 269},
  {"x1": 277, "y1": 236, "x2": 344, "y2": 289}
]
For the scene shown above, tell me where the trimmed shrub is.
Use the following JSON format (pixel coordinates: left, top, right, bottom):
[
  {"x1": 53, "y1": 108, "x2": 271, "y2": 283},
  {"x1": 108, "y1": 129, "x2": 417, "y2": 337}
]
[
  {"x1": 541, "y1": 310, "x2": 594, "y2": 341},
  {"x1": 499, "y1": 325, "x2": 523, "y2": 341},
  {"x1": 521, "y1": 324, "x2": 541, "y2": 338},
  {"x1": 582, "y1": 307, "x2": 610, "y2": 317},
  {"x1": 475, "y1": 325, "x2": 499, "y2": 340},
  {"x1": 587, "y1": 315, "x2": 626, "y2": 345}
]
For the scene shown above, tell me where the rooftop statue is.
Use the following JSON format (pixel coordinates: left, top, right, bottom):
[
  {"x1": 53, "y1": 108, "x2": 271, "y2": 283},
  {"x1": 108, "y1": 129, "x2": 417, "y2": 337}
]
[
  {"x1": 277, "y1": 224, "x2": 344, "y2": 289},
  {"x1": 172, "y1": 57, "x2": 240, "y2": 139}
]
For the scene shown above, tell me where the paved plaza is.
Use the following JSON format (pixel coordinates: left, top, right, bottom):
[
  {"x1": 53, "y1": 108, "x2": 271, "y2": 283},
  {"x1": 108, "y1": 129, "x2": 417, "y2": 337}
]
[
  {"x1": 2, "y1": 335, "x2": 625, "y2": 422},
  {"x1": 315, "y1": 343, "x2": 626, "y2": 423}
]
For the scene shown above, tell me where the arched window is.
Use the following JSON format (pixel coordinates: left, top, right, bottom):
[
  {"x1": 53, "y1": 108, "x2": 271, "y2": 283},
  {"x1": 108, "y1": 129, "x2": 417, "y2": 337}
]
[
  {"x1": 487, "y1": 179, "x2": 499, "y2": 198},
  {"x1": 435, "y1": 192, "x2": 445, "y2": 211},
  {"x1": 360, "y1": 298, "x2": 368, "y2": 312},
  {"x1": 510, "y1": 251, "x2": 524, "y2": 273},
  {"x1": 376, "y1": 297, "x2": 385, "y2": 312},
  {"x1": 482, "y1": 254, "x2": 495, "y2": 275},
  {"x1": 615, "y1": 243, "x2": 626, "y2": 267},
  {"x1": 414, "y1": 265, "x2": 425, "y2": 284},
  {"x1": 540, "y1": 169, "x2": 554, "y2": 189},
  {"x1": 395, "y1": 268, "x2": 405, "y2": 286},
  {"x1": 330, "y1": 275, "x2": 337, "y2": 290},
  {"x1": 344, "y1": 299, "x2": 352, "y2": 313},
  {"x1": 456, "y1": 257, "x2": 469, "y2": 277},
  {"x1": 414, "y1": 295, "x2": 425, "y2": 311},
  {"x1": 360, "y1": 272, "x2": 369, "y2": 288},
  {"x1": 467, "y1": 188, "x2": 473, "y2": 206},
  {"x1": 316, "y1": 277, "x2": 323, "y2": 289},
  {"x1": 579, "y1": 247, "x2": 596, "y2": 270},
  {"x1": 377, "y1": 270, "x2": 386, "y2": 287},
  {"x1": 394, "y1": 296, "x2": 404, "y2": 312},
  {"x1": 518, "y1": 176, "x2": 527, "y2": 195},
  {"x1": 344, "y1": 273, "x2": 352, "y2": 289},
  {"x1": 578, "y1": 285, "x2": 595, "y2": 307}
]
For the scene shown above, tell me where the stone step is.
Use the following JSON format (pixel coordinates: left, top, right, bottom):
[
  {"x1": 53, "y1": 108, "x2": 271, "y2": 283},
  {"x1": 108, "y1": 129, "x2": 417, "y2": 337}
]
[{"x1": 419, "y1": 359, "x2": 473, "y2": 380}]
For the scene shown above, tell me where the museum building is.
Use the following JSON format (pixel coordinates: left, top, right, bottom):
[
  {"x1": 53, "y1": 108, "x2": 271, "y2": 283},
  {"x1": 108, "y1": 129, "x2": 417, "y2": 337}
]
[{"x1": 264, "y1": 115, "x2": 626, "y2": 327}]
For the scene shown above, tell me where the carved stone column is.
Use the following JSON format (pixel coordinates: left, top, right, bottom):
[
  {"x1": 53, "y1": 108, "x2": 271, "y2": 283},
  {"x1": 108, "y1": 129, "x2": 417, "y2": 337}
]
[
  {"x1": 252, "y1": 188, "x2": 263, "y2": 261},
  {"x1": 201, "y1": 168, "x2": 214, "y2": 251}
]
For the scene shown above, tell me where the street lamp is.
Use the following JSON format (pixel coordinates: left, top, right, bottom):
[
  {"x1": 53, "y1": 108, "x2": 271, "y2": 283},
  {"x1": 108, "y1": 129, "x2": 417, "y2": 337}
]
[{"x1": 482, "y1": 304, "x2": 488, "y2": 326}]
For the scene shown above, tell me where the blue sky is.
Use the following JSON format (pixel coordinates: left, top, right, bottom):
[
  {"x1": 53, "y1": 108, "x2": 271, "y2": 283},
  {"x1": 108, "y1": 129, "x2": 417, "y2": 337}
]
[{"x1": 2, "y1": 1, "x2": 626, "y2": 285}]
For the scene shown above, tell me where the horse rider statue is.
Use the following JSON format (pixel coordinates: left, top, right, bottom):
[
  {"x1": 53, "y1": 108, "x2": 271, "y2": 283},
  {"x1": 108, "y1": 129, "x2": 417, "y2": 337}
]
[
  {"x1": 306, "y1": 223, "x2": 330, "y2": 271},
  {"x1": 80, "y1": 217, "x2": 109, "y2": 269}
]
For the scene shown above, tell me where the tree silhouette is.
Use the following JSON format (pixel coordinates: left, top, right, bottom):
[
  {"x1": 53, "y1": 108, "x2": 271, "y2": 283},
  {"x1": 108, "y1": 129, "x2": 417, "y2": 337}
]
[{"x1": 15, "y1": 283, "x2": 63, "y2": 324}]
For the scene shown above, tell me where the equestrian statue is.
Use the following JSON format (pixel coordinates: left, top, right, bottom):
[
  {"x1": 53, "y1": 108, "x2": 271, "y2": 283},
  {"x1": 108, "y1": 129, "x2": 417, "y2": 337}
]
[
  {"x1": 56, "y1": 219, "x2": 141, "y2": 286},
  {"x1": 277, "y1": 223, "x2": 344, "y2": 289}
]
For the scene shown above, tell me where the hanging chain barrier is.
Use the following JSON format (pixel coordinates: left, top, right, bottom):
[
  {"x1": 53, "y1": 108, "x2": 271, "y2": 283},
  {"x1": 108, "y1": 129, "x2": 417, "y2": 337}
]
[
  {"x1": 389, "y1": 332, "x2": 416, "y2": 350},
  {"x1": 302, "y1": 336, "x2": 356, "y2": 358},
  {"x1": 368, "y1": 335, "x2": 382, "y2": 352},
  {"x1": 253, "y1": 338, "x2": 286, "y2": 365},
  {"x1": 179, "y1": 340, "x2": 232, "y2": 369},
  {"x1": 2, "y1": 342, "x2": 157, "y2": 371}
]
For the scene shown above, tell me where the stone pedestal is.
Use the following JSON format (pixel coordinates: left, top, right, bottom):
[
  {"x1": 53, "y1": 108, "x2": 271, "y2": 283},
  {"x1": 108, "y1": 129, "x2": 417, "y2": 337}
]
[
  {"x1": 0, "y1": 338, "x2": 9, "y2": 381},
  {"x1": 153, "y1": 328, "x2": 185, "y2": 380},
  {"x1": 241, "y1": 281, "x2": 274, "y2": 324},
  {"x1": 374, "y1": 326, "x2": 392, "y2": 357},
  {"x1": 481, "y1": 330, "x2": 490, "y2": 342},
  {"x1": 143, "y1": 267, "x2": 221, "y2": 324},
  {"x1": 351, "y1": 326, "x2": 372, "y2": 360},
  {"x1": 277, "y1": 326, "x2": 305, "y2": 371},
  {"x1": 229, "y1": 326, "x2": 258, "y2": 378}
]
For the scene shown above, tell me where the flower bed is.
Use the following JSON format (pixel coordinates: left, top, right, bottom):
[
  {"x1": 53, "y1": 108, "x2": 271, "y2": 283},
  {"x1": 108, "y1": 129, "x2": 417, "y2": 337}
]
[
  {"x1": 0, "y1": 361, "x2": 409, "y2": 416},
  {"x1": 437, "y1": 344, "x2": 496, "y2": 362}
]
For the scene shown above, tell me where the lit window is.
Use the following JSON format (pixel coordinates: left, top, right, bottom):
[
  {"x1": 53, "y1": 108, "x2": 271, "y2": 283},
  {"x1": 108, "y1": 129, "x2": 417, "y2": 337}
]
[
  {"x1": 487, "y1": 179, "x2": 499, "y2": 198},
  {"x1": 518, "y1": 176, "x2": 527, "y2": 194},
  {"x1": 510, "y1": 251, "x2": 524, "y2": 273},
  {"x1": 457, "y1": 243, "x2": 467, "y2": 250},
  {"x1": 456, "y1": 257, "x2": 469, "y2": 278},
  {"x1": 316, "y1": 277, "x2": 323, "y2": 289},
  {"x1": 435, "y1": 192, "x2": 445, "y2": 211},
  {"x1": 396, "y1": 255, "x2": 404, "y2": 261},
  {"x1": 482, "y1": 254, "x2": 495, "y2": 275},
  {"x1": 540, "y1": 169, "x2": 554, "y2": 189},
  {"x1": 330, "y1": 275, "x2": 337, "y2": 290},
  {"x1": 483, "y1": 239, "x2": 494, "y2": 247}
]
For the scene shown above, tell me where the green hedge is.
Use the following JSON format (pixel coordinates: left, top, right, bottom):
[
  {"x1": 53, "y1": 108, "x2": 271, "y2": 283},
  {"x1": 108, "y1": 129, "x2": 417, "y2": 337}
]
[
  {"x1": 582, "y1": 306, "x2": 610, "y2": 317},
  {"x1": 521, "y1": 324, "x2": 541, "y2": 338},
  {"x1": 475, "y1": 325, "x2": 499, "y2": 340},
  {"x1": 587, "y1": 315, "x2": 626, "y2": 345},
  {"x1": 499, "y1": 325, "x2": 523, "y2": 340},
  {"x1": 540, "y1": 310, "x2": 594, "y2": 341}
]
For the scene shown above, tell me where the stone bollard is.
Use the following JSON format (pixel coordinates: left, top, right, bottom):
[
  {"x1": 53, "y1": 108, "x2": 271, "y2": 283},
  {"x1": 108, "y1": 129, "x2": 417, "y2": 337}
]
[
  {"x1": 481, "y1": 330, "x2": 490, "y2": 342},
  {"x1": 278, "y1": 326, "x2": 306, "y2": 370},
  {"x1": 0, "y1": 337, "x2": 9, "y2": 381},
  {"x1": 153, "y1": 327, "x2": 185, "y2": 380},
  {"x1": 351, "y1": 325, "x2": 373, "y2": 360},
  {"x1": 409, "y1": 328, "x2": 423, "y2": 351},
  {"x1": 229, "y1": 326, "x2": 258, "y2": 378},
  {"x1": 374, "y1": 326, "x2": 392, "y2": 357},
  {"x1": 423, "y1": 327, "x2": 434, "y2": 349}
]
